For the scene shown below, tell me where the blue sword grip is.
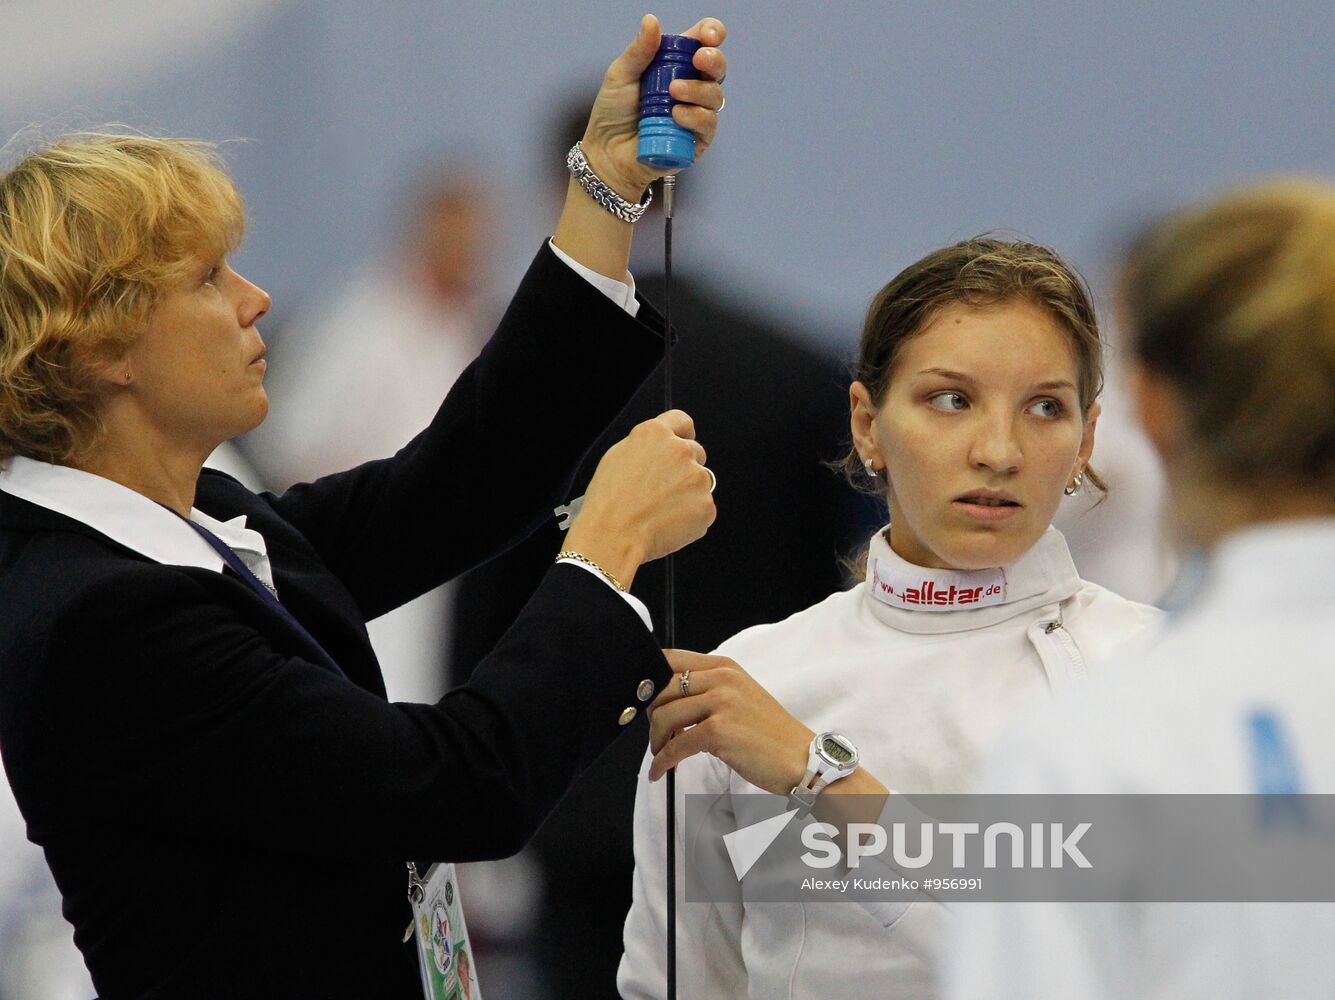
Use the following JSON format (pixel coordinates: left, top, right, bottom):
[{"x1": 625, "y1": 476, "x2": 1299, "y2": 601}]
[{"x1": 637, "y1": 34, "x2": 702, "y2": 169}]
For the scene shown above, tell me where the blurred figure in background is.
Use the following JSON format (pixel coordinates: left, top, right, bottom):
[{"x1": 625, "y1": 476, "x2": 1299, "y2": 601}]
[
  {"x1": 1050, "y1": 362, "x2": 1176, "y2": 606},
  {"x1": 244, "y1": 161, "x2": 544, "y2": 985},
  {"x1": 945, "y1": 178, "x2": 1335, "y2": 999},
  {"x1": 248, "y1": 160, "x2": 499, "y2": 704},
  {"x1": 1049, "y1": 228, "x2": 1179, "y2": 606},
  {"x1": 446, "y1": 97, "x2": 879, "y2": 1000}
]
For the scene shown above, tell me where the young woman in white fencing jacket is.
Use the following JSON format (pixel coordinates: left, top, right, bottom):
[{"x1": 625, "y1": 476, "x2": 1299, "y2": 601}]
[{"x1": 619, "y1": 238, "x2": 1164, "y2": 1000}]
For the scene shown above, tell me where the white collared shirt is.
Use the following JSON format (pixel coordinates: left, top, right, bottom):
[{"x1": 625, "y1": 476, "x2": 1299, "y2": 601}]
[
  {"x1": 549, "y1": 238, "x2": 640, "y2": 318},
  {"x1": 546, "y1": 240, "x2": 650, "y2": 627},
  {"x1": 0, "y1": 455, "x2": 278, "y2": 587}
]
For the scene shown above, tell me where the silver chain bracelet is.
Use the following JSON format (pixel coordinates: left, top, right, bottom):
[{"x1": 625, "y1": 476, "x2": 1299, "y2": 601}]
[{"x1": 566, "y1": 141, "x2": 653, "y2": 224}]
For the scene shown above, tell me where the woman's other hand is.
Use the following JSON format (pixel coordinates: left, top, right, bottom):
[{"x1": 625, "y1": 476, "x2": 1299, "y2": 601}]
[
  {"x1": 645, "y1": 649, "x2": 816, "y2": 795},
  {"x1": 564, "y1": 409, "x2": 716, "y2": 590}
]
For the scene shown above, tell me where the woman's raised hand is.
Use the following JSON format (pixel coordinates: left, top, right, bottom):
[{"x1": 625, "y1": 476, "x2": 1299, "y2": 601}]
[
  {"x1": 553, "y1": 16, "x2": 727, "y2": 279},
  {"x1": 580, "y1": 14, "x2": 729, "y2": 201},
  {"x1": 564, "y1": 410, "x2": 717, "y2": 591}
]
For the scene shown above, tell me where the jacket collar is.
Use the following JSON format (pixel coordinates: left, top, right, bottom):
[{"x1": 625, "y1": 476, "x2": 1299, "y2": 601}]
[
  {"x1": 0, "y1": 455, "x2": 270, "y2": 576},
  {"x1": 1195, "y1": 516, "x2": 1335, "y2": 616},
  {"x1": 862, "y1": 524, "x2": 1082, "y2": 634}
]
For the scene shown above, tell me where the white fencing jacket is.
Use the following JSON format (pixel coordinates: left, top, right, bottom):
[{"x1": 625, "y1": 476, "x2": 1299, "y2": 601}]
[
  {"x1": 943, "y1": 516, "x2": 1335, "y2": 1000},
  {"x1": 619, "y1": 526, "x2": 1162, "y2": 1000}
]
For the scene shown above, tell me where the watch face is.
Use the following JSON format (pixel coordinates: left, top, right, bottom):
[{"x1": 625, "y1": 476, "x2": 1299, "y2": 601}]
[{"x1": 820, "y1": 734, "x2": 856, "y2": 765}]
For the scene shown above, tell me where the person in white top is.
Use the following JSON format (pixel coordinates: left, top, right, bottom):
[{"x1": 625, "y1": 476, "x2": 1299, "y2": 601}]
[
  {"x1": 942, "y1": 180, "x2": 1335, "y2": 999},
  {"x1": 248, "y1": 168, "x2": 498, "y2": 706},
  {"x1": 618, "y1": 238, "x2": 1164, "y2": 999},
  {"x1": 253, "y1": 169, "x2": 496, "y2": 500}
]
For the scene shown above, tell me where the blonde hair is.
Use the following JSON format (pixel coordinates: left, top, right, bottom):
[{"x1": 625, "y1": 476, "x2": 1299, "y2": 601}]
[
  {"x1": 0, "y1": 132, "x2": 244, "y2": 464},
  {"x1": 1121, "y1": 178, "x2": 1335, "y2": 488},
  {"x1": 841, "y1": 236, "x2": 1108, "y2": 497}
]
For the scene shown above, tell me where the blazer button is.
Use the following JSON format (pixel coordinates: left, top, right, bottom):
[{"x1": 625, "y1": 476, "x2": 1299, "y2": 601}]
[
  {"x1": 636, "y1": 679, "x2": 655, "y2": 702},
  {"x1": 618, "y1": 707, "x2": 638, "y2": 726}
]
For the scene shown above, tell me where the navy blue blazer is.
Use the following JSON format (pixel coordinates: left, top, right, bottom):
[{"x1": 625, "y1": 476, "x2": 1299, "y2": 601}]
[{"x1": 0, "y1": 244, "x2": 672, "y2": 999}]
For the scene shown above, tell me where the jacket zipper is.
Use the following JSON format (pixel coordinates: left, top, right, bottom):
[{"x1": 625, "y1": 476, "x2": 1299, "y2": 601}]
[{"x1": 1042, "y1": 618, "x2": 1087, "y2": 680}]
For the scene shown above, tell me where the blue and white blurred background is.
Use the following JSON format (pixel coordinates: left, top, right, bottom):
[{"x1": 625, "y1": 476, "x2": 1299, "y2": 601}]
[
  {"x1": 2, "y1": 2, "x2": 1331, "y2": 997},
  {"x1": 6, "y1": 0, "x2": 1331, "y2": 338}
]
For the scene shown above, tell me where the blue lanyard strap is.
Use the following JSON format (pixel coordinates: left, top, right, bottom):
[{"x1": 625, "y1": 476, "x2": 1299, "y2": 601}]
[
  {"x1": 181, "y1": 516, "x2": 346, "y2": 679},
  {"x1": 186, "y1": 519, "x2": 281, "y2": 606}
]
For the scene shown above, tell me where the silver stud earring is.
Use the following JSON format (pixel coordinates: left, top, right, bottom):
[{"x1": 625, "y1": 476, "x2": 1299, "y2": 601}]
[{"x1": 1063, "y1": 471, "x2": 1085, "y2": 496}]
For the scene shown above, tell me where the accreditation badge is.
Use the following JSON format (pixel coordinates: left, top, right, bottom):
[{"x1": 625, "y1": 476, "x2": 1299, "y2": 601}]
[{"x1": 409, "y1": 863, "x2": 482, "y2": 1000}]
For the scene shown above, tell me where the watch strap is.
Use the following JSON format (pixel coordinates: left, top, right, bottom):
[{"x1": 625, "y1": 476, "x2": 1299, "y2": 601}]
[{"x1": 791, "y1": 736, "x2": 834, "y2": 804}]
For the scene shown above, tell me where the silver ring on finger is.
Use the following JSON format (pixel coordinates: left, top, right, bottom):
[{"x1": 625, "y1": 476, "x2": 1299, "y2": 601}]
[
  {"x1": 705, "y1": 467, "x2": 717, "y2": 494},
  {"x1": 679, "y1": 670, "x2": 691, "y2": 697}
]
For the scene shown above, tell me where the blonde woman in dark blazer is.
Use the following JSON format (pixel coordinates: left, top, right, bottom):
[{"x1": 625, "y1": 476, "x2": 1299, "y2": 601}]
[{"x1": 0, "y1": 17, "x2": 730, "y2": 999}]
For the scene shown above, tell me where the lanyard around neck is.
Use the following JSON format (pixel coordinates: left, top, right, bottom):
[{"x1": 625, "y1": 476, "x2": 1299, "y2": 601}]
[{"x1": 170, "y1": 509, "x2": 347, "y2": 679}]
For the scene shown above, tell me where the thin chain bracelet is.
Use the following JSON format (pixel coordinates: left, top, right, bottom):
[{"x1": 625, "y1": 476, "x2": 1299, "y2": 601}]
[{"x1": 555, "y1": 549, "x2": 628, "y2": 592}]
